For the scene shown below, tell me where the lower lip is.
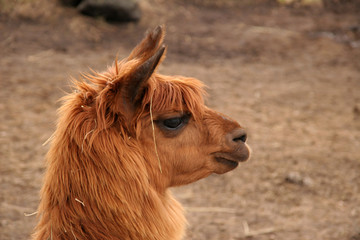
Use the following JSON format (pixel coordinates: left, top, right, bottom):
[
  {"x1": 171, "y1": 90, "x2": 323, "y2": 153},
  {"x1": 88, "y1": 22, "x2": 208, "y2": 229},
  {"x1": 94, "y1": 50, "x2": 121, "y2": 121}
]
[{"x1": 215, "y1": 157, "x2": 239, "y2": 168}]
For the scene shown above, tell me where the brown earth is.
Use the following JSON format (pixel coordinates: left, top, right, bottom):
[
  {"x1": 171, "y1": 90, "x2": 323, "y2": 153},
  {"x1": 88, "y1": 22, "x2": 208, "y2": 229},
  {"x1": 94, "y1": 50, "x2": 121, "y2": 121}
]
[{"x1": 1, "y1": 0, "x2": 360, "y2": 239}]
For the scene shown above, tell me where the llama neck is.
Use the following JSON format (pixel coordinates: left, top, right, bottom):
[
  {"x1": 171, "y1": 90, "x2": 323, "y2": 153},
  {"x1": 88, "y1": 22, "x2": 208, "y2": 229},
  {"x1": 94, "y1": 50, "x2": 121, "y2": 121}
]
[{"x1": 33, "y1": 133, "x2": 186, "y2": 240}]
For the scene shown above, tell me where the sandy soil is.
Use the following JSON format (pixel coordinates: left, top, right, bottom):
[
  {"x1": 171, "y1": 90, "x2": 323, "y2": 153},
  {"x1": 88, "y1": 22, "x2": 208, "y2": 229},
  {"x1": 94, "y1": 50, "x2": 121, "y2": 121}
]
[{"x1": 1, "y1": 0, "x2": 360, "y2": 239}]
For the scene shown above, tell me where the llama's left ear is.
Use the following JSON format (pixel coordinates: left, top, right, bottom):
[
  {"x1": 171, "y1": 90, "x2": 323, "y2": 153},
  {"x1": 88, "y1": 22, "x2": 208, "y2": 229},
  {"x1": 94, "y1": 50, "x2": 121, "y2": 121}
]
[
  {"x1": 127, "y1": 45, "x2": 166, "y2": 104},
  {"x1": 123, "y1": 25, "x2": 166, "y2": 105},
  {"x1": 113, "y1": 45, "x2": 166, "y2": 120}
]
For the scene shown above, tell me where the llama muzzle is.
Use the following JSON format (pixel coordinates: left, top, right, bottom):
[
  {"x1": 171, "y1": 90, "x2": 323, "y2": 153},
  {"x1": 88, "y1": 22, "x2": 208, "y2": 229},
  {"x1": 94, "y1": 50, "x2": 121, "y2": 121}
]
[{"x1": 213, "y1": 128, "x2": 250, "y2": 168}]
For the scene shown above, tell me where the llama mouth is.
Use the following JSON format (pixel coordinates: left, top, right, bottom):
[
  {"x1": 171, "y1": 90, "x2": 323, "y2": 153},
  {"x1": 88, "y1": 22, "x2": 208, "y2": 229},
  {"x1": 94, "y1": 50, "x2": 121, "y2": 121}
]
[
  {"x1": 215, "y1": 157, "x2": 239, "y2": 168},
  {"x1": 213, "y1": 149, "x2": 249, "y2": 169}
]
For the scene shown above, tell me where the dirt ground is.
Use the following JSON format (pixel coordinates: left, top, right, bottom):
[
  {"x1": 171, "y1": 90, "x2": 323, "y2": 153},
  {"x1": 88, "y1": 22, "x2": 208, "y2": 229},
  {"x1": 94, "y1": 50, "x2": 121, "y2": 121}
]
[{"x1": 1, "y1": 0, "x2": 360, "y2": 239}]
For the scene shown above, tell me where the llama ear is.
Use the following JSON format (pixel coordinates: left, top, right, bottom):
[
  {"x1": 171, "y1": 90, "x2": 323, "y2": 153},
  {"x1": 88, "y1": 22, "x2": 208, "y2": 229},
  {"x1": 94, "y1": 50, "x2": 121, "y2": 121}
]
[
  {"x1": 126, "y1": 45, "x2": 166, "y2": 104},
  {"x1": 110, "y1": 26, "x2": 166, "y2": 122},
  {"x1": 127, "y1": 25, "x2": 165, "y2": 61},
  {"x1": 113, "y1": 45, "x2": 166, "y2": 122}
]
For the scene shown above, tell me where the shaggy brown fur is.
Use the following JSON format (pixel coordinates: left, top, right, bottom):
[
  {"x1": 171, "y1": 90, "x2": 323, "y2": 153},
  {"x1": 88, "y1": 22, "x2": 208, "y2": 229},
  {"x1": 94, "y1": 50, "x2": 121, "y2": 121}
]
[{"x1": 32, "y1": 26, "x2": 250, "y2": 240}]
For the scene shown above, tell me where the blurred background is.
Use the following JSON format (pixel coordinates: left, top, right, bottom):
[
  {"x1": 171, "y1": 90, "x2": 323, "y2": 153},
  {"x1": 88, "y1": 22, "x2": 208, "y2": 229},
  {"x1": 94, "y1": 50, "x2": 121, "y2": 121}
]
[{"x1": 0, "y1": 0, "x2": 359, "y2": 239}]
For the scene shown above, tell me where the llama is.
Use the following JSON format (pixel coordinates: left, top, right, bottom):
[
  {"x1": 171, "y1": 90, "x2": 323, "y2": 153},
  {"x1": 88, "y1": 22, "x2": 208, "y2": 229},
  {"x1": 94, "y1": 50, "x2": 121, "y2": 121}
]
[{"x1": 32, "y1": 26, "x2": 250, "y2": 240}]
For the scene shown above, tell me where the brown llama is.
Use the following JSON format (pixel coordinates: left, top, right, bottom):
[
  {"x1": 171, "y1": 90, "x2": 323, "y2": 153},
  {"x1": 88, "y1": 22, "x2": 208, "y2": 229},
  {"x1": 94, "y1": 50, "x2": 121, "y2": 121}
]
[{"x1": 32, "y1": 26, "x2": 250, "y2": 240}]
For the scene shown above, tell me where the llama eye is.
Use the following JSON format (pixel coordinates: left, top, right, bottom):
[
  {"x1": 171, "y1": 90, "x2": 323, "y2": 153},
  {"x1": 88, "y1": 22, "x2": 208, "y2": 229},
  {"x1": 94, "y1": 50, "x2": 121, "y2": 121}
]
[
  {"x1": 163, "y1": 117, "x2": 183, "y2": 129},
  {"x1": 158, "y1": 113, "x2": 191, "y2": 132}
]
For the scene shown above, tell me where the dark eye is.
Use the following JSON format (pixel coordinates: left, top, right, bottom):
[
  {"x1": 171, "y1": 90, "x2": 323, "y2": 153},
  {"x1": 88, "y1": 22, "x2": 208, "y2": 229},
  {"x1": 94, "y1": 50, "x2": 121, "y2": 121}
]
[
  {"x1": 163, "y1": 117, "x2": 183, "y2": 129},
  {"x1": 158, "y1": 113, "x2": 191, "y2": 132}
]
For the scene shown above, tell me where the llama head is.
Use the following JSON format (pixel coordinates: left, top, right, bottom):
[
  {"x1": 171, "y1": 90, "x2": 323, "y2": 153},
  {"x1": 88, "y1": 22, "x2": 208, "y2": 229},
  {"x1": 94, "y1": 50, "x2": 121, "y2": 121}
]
[{"x1": 74, "y1": 25, "x2": 250, "y2": 190}]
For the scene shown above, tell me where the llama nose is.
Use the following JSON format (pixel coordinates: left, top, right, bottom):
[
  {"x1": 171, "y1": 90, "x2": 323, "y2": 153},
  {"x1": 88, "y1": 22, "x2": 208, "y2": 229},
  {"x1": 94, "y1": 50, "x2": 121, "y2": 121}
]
[{"x1": 226, "y1": 128, "x2": 247, "y2": 147}]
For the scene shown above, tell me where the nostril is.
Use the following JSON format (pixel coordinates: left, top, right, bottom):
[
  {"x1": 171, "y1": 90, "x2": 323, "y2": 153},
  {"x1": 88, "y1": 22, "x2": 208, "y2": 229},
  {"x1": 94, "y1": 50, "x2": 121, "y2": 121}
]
[
  {"x1": 233, "y1": 133, "x2": 247, "y2": 143},
  {"x1": 226, "y1": 128, "x2": 247, "y2": 146}
]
